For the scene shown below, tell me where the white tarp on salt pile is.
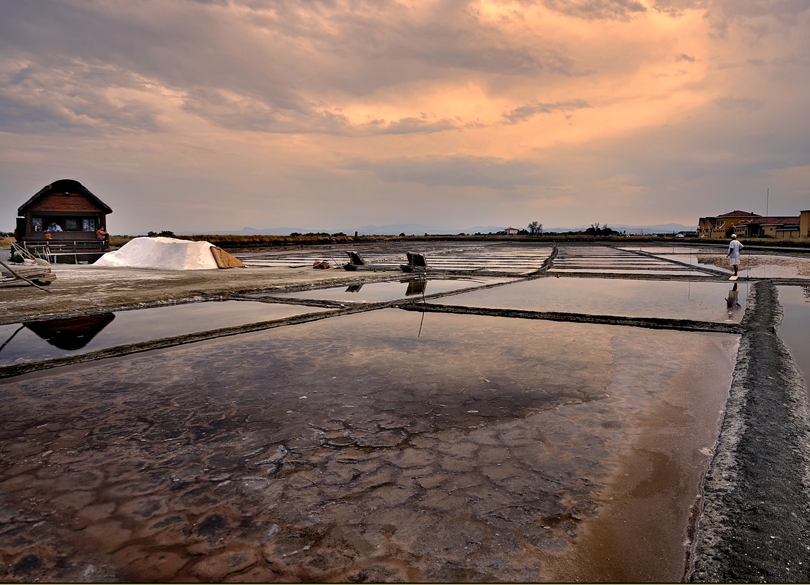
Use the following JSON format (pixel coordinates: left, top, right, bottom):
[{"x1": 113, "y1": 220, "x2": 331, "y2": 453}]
[{"x1": 94, "y1": 237, "x2": 222, "y2": 270}]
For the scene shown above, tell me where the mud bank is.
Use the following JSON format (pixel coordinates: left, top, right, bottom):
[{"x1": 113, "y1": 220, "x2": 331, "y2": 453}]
[
  {"x1": 0, "y1": 265, "x2": 397, "y2": 326},
  {"x1": 690, "y1": 281, "x2": 810, "y2": 582}
]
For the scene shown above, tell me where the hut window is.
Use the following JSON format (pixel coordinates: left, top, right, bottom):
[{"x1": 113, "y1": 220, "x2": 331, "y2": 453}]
[
  {"x1": 82, "y1": 218, "x2": 96, "y2": 231},
  {"x1": 65, "y1": 218, "x2": 79, "y2": 231},
  {"x1": 32, "y1": 217, "x2": 43, "y2": 231}
]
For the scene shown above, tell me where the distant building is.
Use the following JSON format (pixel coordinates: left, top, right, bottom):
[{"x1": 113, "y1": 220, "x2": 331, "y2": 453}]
[
  {"x1": 735, "y1": 216, "x2": 798, "y2": 239},
  {"x1": 505, "y1": 226, "x2": 519, "y2": 235},
  {"x1": 699, "y1": 210, "x2": 810, "y2": 239},
  {"x1": 698, "y1": 210, "x2": 760, "y2": 238},
  {"x1": 16, "y1": 179, "x2": 113, "y2": 255}
]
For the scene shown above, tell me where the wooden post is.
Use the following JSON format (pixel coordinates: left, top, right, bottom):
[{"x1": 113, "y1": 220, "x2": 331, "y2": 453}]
[{"x1": 0, "y1": 259, "x2": 52, "y2": 294}]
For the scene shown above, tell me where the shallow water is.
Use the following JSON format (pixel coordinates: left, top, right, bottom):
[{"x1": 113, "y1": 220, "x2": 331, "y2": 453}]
[
  {"x1": 550, "y1": 246, "x2": 711, "y2": 276},
  {"x1": 272, "y1": 277, "x2": 507, "y2": 303},
  {"x1": 551, "y1": 261, "x2": 695, "y2": 269},
  {"x1": 547, "y1": 268, "x2": 711, "y2": 277},
  {"x1": 618, "y1": 245, "x2": 718, "y2": 255},
  {"x1": 656, "y1": 253, "x2": 729, "y2": 270},
  {"x1": 0, "y1": 308, "x2": 737, "y2": 582},
  {"x1": 240, "y1": 242, "x2": 553, "y2": 273},
  {"x1": 0, "y1": 301, "x2": 325, "y2": 366},
  {"x1": 777, "y1": 285, "x2": 810, "y2": 388},
  {"x1": 433, "y1": 277, "x2": 748, "y2": 323}
]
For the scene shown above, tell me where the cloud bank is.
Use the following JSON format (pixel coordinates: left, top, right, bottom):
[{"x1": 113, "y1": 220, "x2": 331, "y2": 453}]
[{"x1": 1, "y1": 0, "x2": 809, "y2": 233}]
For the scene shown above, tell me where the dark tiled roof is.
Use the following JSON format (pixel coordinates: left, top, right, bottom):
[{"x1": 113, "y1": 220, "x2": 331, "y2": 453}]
[
  {"x1": 737, "y1": 216, "x2": 799, "y2": 226},
  {"x1": 716, "y1": 210, "x2": 761, "y2": 218},
  {"x1": 18, "y1": 179, "x2": 113, "y2": 215}
]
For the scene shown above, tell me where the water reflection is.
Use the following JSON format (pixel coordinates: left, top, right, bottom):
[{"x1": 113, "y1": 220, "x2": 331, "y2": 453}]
[
  {"x1": 276, "y1": 277, "x2": 501, "y2": 303},
  {"x1": 25, "y1": 313, "x2": 116, "y2": 351},
  {"x1": 345, "y1": 279, "x2": 426, "y2": 296},
  {"x1": 725, "y1": 283, "x2": 743, "y2": 321},
  {"x1": 405, "y1": 278, "x2": 426, "y2": 296},
  {"x1": 0, "y1": 301, "x2": 325, "y2": 367},
  {"x1": 777, "y1": 285, "x2": 810, "y2": 390},
  {"x1": 435, "y1": 277, "x2": 747, "y2": 323}
]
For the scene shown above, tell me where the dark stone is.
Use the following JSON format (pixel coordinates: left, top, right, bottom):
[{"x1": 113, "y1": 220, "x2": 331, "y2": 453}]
[{"x1": 195, "y1": 513, "x2": 228, "y2": 536}]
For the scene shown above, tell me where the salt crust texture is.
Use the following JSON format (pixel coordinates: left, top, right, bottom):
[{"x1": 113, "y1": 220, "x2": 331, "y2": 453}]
[{"x1": 94, "y1": 237, "x2": 219, "y2": 270}]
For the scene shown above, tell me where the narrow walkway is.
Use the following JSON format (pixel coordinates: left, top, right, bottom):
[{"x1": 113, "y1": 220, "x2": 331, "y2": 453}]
[{"x1": 690, "y1": 281, "x2": 810, "y2": 582}]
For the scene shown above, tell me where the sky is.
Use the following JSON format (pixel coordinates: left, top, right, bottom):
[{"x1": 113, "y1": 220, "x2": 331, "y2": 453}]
[{"x1": 2, "y1": 0, "x2": 809, "y2": 235}]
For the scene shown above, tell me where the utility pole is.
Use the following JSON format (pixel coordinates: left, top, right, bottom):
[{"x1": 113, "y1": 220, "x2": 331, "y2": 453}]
[{"x1": 766, "y1": 188, "x2": 769, "y2": 217}]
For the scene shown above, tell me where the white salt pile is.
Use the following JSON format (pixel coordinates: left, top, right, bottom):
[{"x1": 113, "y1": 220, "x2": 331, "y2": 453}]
[{"x1": 94, "y1": 237, "x2": 222, "y2": 270}]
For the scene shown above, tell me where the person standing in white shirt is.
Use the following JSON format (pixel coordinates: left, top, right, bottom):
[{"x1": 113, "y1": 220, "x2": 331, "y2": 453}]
[{"x1": 727, "y1": 233, "x2": 743, "y2": 277}]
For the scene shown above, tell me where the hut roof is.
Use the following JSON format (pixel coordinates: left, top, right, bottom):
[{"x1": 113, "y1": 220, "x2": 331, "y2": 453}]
[{"x1": 18, "y1": 179, "x2": 113, "y2": 215}]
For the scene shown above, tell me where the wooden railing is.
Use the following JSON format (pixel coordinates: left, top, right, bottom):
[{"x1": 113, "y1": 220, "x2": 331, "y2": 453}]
[{"x1": 21, "y1": 240, "x2": 107, "y2": 262}]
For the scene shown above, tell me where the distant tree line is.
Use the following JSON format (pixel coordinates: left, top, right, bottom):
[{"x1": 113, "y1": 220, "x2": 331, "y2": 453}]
[
  {"x1": 527, "y1": 221, "x2": 543, "y2": 235},
  {"x1": 522, "y1": 221, "x2": 618, "y2": 236},
  {"x1": 290, "y1": 232, "x2": 347, "y2": 237},
  {"x1": 584, "y1": 223, "x2": 619, "y2": 236}
]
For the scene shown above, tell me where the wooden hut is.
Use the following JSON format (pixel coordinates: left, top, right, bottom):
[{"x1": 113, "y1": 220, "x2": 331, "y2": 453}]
[{"x1": 16, "y1": 179, "x2": 113, "y2": 259}]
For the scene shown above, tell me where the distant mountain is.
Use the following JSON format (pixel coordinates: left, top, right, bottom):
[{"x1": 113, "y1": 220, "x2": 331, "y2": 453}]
[
  {"x1": 237, "y1": 226, "x2": 305, "y2": 235},
  {"x1": 229, "y1": 224, "x2": 509, "y2": 236},
  {"x1": 200, "y1": 222, "x2": 696, "y2": 236},
  {"x1": 356, "y1": 222, "x2": 697, "y2": 235},
  {"x1": 593, "y1": 223, "x2": 696, "y2": 235},
  {"x1": 355, "y1": 223, "x2": 508, "y2": 235},
  {"x1": 466, "y1": 225, "x2": 519, "y2": 234},
  {"x1": 539, "y1": 223, "x2": 694, "y2": 234}
]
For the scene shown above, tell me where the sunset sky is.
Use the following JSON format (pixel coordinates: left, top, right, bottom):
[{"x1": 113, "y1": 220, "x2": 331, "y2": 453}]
[{"x1": 2, "y1": 0, "x2": 809, "y2": 234}]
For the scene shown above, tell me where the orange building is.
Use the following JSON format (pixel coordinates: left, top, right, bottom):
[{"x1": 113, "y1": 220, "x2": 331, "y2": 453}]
[
  {"x1": 700, "y1": 210, "x2": 810, "y2": 239},
  {"x1": 698, "y1": 210, "x2": 761, "y2": 238},
  {"x1": 735, "y1": 216, "x2": 799, "y2": 239}
]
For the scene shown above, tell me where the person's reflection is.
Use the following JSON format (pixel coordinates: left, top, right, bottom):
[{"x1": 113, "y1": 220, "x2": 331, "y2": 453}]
[{"x1": 725, "y1": 283, "x2": 742, "y2": 318}]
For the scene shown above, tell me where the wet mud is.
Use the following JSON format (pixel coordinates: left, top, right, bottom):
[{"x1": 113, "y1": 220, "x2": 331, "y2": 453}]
[
  {"x1": 0, "y1": 311, "x2": 735, "y2": 582},
  {"x1": 2, "y1": 242, "x2": 809, "y2": 582}
]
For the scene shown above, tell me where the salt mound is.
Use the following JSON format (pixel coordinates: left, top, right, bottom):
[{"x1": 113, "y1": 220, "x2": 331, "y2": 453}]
[{"x1": 94, "y1": 237, "x2": 221, "y2": 270}]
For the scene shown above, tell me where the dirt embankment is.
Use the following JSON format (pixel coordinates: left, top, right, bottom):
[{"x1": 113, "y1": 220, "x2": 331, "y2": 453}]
[
  {"x1": 698, "y1": 254, "x2": 810, "y2": 277},
  {"x1": 0, "y1": 265, "x2": 397, "y2": 326},
  {"x1": 690, "y1": 281, "x2": 810, "y2": 582}
]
